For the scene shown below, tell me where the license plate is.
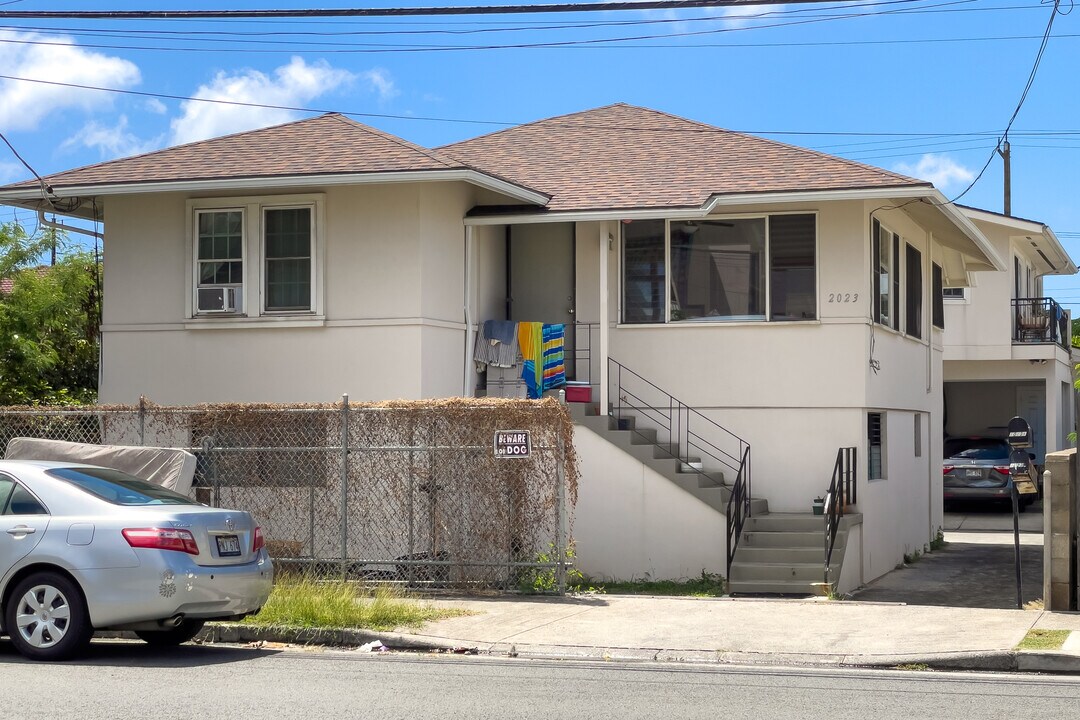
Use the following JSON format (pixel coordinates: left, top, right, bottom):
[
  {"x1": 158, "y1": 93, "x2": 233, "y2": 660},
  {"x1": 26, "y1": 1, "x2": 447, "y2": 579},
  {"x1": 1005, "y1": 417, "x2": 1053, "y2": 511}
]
[
  {"x1": 966, "y1": 469, "x2": 982, "y2": 478},
  {"x1": 216, "y1": 535, "x2": 241, "y2": 556}
]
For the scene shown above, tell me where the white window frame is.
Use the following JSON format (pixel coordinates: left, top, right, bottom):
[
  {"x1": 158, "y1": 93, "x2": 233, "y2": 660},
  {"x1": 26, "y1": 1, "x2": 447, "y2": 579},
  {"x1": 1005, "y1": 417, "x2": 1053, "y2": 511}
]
[
  {"x1": 193, "y1": 206, "x2": 246, "y2": 315},
  {"x1": 618, "y1": 211, "x2": 819, "y2": 325},
  {"x1": 186, "y1": 193, "x2": 326, "y2": 324},
  {"x1": 261, "y1": 204, "x2": 317, "y2": 315}
]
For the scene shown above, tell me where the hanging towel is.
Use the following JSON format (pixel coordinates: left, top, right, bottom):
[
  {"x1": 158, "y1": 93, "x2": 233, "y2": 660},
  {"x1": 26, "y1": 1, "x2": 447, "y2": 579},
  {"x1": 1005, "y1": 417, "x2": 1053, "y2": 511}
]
[
  {"x1": 518, "y1": 322, "x2": 544, "y2": 399},
  {"x1": 484, "y1": 319, "x2": 518, "y2": 345},
  {"x1": 541, "y1": 323, "x2": 566, "y2": 391},
  {"x1": 473, "y1": 322, "x2": 519, "y2": 368}
]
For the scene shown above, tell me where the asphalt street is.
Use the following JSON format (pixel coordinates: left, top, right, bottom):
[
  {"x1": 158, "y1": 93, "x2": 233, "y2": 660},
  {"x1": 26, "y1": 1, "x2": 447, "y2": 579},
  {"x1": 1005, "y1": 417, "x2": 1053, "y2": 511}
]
[{"x1": 2, "y1": 641, "x2": 1080, "y2": 720}]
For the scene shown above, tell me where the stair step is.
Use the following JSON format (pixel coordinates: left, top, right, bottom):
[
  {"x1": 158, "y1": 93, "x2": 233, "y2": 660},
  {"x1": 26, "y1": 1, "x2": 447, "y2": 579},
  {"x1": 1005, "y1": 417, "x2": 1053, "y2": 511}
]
[
  {"x1": 740, "y1": 530, "x2": 837, "y2": 548},
  {"x1": 736, "y1": 546, "x2": 829, "y2": 564},
  {"x1": 744, "y1": 514, "x2": 825, "y2": 533},
  {"x1": 726, "y1": 579, "x2": 818, "y2": 596},
  {"x1": 729, "y1": 562, "x2": 827, "y2": 583}
]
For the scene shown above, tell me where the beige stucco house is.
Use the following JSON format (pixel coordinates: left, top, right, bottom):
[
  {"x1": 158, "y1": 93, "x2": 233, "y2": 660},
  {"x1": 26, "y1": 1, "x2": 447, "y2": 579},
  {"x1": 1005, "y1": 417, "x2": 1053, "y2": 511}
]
[
  {"x1": 0, "y1": 104, "x2": 1012, "y2": 593},
  {"x1": 943, "y1": 207, "x2": 1076, "y2": 473}
]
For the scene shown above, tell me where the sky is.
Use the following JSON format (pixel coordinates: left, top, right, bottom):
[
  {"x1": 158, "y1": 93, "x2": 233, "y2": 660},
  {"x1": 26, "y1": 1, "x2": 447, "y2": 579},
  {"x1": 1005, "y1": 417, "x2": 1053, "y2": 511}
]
[{"x1": 1, "y1": 0, "x2": 1079, "y2": 301}]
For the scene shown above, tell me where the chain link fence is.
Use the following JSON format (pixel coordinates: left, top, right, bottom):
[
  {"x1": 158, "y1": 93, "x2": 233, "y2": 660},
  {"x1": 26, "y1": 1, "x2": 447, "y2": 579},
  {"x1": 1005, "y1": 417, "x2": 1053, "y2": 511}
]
[{"x1": 0, "y1": 397, "x2": 578, "y2": 592}]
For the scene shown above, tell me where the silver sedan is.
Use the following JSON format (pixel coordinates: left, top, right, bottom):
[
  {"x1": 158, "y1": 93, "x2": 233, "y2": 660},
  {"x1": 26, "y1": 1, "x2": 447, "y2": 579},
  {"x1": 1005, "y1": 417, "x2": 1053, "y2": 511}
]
[{"x1": 0, "y1": 460, "x2": 273, "y2": 661}]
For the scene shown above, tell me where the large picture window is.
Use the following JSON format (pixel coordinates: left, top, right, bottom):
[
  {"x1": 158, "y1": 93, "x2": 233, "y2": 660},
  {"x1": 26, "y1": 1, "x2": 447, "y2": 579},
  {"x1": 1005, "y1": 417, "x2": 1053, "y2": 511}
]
[{"x1": 621, "y1": 213, "x2": 816, "y2": 324}]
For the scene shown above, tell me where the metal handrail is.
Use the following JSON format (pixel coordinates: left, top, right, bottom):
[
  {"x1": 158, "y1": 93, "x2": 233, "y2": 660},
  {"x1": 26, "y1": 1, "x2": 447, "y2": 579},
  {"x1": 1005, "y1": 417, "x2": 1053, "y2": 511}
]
[
  {"x1": 606, "y1": 358, "x2": 751, "y2": 579},
  {"x1": 1012, "y1": 297, "x2": 1069, "y2": 350},
  {"x1": 824, "y1": 446, "x2": 857, "y2": 587},
  {"x1": 726, "y1": 445, "x2": 751, "y2": 579}
]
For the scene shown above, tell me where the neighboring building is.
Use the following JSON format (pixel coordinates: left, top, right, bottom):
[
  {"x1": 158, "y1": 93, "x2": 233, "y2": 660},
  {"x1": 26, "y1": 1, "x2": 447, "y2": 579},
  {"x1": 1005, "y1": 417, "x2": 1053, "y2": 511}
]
[
  {"x1": 943, "y1": 207, "x2": 1077, "y2": 469},
  {"x1": 0, "y1": 104, "x2": 1010, "y2": 593}
]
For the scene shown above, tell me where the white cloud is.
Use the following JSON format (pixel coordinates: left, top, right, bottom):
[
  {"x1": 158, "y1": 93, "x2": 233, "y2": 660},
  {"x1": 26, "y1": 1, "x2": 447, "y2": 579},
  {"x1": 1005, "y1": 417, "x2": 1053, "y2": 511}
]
[
  {"x1": 893, "y1": 154, "x2": 976, "y2": 190},
  {"x1": 359, "y1": 68, "x2": 398, "y2": 102},
  {"x1": 169, "y1": 57, "x2": 354, "y2": 145},
  {"x1": 144, "y1": 98, "x2": 168, "y2": 115},
  {"x1": 60, "y1": 115, "x2": 161, "y2": 159},
  {"x1": 0, "y1": 30, "x2": 140, "y2": 132},
  {"x1": 0, "y1": 161, "x2": 22, "y2": 184}
]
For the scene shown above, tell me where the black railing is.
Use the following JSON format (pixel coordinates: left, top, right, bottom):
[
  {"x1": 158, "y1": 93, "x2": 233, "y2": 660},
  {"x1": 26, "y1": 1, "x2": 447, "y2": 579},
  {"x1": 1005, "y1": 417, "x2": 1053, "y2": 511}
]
[
  {"x1": 824, "y1": 446, "x2": 857, "y2": 587},
  {"x1": 606, "y1": 358, "x2": 751, "y2": 578},
  {"x1": 726, "y1": 445, "x2": 751, "y2": 579},
  {"x1": 1012, "y1": 297, "x2": 1069, "y2": 350}
]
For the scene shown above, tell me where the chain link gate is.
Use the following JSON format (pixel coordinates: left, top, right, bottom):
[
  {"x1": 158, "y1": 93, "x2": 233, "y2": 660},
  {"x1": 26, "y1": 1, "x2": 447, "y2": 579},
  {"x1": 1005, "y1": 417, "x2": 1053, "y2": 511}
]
[{"x1": 0, "y1": 397, "x2": 577, "y2": 593}]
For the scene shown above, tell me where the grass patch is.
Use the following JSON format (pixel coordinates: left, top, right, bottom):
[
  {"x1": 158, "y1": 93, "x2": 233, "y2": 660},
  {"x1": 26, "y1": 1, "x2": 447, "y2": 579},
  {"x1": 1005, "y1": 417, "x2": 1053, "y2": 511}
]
[
  {"x1": 895, "y1": 663, "x2": 931, "y2": 672},
  {"x1": 1016, "y1": 629, "x2": 1071, "y2": 651},
  {"x1": 588, "y1": 572, "x2": 725, "y2": 598},
  {"x1": 243, "y1": 574, "x2": 467, "y2": 631}
]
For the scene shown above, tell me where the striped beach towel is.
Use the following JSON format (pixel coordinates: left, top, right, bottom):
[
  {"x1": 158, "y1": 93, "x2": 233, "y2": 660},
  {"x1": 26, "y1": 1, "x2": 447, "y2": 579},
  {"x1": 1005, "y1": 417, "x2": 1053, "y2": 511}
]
[{"x1": 541, "y1": 323, "x2": 566, "y2": 392}]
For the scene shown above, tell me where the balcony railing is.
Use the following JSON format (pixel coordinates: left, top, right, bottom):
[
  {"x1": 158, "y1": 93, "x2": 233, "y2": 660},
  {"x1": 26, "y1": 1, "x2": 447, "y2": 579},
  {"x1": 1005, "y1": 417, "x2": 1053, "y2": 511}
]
[{"x1": 1012, "y1": 298, "x2": 1070, "y2": 351}]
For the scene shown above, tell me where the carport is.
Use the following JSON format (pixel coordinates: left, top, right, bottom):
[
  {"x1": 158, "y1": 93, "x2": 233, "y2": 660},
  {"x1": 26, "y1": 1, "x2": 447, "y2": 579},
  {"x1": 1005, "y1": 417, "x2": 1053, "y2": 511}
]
[{"x1": 945, "y1": 380, "x2": 1052, "y2": 466}]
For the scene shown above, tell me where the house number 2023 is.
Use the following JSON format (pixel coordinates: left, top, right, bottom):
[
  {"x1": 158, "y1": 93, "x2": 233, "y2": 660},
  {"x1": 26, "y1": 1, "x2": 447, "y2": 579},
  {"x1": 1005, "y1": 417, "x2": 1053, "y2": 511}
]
[{"x1": 828, "y1": 293, "x2": 859, "y2": 303}]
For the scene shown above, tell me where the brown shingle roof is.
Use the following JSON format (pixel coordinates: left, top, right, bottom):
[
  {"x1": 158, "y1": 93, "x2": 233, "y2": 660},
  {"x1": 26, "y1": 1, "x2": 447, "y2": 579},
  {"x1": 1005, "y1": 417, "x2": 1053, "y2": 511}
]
[
  {"x1": 3, "y1": 114, "x2": 466, "y2": 191},
  {"x1": 439, "y1": 103, "x2": 928, "y2": 212}
]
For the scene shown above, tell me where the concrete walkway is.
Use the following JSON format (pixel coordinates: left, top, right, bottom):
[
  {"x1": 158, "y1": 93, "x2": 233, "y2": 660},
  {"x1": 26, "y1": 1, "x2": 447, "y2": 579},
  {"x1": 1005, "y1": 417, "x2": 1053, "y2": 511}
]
[{"x1": 389, "y1": 594, "x2": 1080, "y2": 673}]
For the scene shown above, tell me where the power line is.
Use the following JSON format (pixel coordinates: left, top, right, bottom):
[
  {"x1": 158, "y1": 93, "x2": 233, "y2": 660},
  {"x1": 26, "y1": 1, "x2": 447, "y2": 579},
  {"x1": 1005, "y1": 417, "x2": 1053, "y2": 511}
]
[
  {"x1": 949, "y1": 0, "x2": 1064, "y2": 203},
  {"x1": 0, "y1": 0, "x2": 936, "y2": 20},
  {"x1": 0, "y1": 1, "x2": 995, "y2": 54},
  {"x1": 0, "y1": 129, "x2": 52, "y2": 200},
  {"x1": 3, "y1": 73, "x2": 1080, "y2": 143}
]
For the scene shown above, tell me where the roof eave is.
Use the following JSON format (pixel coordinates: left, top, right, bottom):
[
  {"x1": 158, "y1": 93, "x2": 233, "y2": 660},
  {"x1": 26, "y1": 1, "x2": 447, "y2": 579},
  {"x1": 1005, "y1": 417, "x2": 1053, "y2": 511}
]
[
  {"x1": 0, "y1": 169, "x2": 550, "y2": 212},
  {"x1": 960, "y1": 206, "x2": 1076, "y2": 275}
]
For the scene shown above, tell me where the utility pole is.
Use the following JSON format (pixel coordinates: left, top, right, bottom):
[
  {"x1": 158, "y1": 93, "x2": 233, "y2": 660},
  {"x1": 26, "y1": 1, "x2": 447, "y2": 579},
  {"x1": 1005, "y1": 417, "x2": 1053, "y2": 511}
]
[{"x1": 997, "y1": 140, "x2": 1012, "y2": 216}]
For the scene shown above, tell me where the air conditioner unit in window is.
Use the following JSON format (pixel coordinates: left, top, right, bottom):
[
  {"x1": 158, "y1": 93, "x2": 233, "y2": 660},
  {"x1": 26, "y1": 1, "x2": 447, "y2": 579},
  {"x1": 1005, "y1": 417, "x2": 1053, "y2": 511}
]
[{"x1": 197, "y1": 286, "x2": 242, "y2": 313}]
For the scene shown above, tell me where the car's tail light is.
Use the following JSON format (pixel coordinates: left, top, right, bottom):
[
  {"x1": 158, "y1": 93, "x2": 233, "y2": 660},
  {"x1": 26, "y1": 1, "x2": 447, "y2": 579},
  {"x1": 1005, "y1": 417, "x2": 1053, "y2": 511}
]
[
  {"x1": 993, "y1": 465, "x2": 1011, "y2": 476},
  {"x1": 123, "y1": 528, "x2": 200, "y2": 555},
  {"x1": 943, "y1": 466, "x2": 953, "y2": 475},
  {"x1": 253, "y1": 526, "x2": 265, "y2": 553}
]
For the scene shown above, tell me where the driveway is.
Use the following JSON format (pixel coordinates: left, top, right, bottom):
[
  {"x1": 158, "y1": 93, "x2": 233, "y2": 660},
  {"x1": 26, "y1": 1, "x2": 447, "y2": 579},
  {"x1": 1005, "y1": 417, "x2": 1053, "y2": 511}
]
[{"x1": 851, "y1": 500, "x2": 1043, "y2": 609}]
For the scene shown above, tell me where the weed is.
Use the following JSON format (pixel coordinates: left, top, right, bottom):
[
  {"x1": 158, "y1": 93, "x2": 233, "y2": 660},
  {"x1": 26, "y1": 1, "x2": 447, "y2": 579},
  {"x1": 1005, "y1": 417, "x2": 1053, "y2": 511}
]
[
  {"x1": 518, "y1": 542, "x2": 588, "y2": 594},
  {"x1": 929, "y1": 528, "x2": 947, "y2": 552},
  {"x1": 903, "y1": 548, "x2": 923, "y2": 565},
  {"x1": 591, "y1": 570, "x2": 726, "y2": 598},
  {"x1": 242, "y1": 574, "x2": 465, "y2": 630},
  {"x1": 1016, "y1": 629, "x2": 1071, "y2": 651},
  {"x1": 895, "y1": 663, "x2": 931, "y2": 672}
]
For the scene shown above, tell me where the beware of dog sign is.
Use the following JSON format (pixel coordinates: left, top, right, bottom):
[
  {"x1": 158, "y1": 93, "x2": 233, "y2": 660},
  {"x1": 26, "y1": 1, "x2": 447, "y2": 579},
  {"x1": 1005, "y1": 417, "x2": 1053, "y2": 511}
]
[{"x1": 494, "y1": 430, "x2": 531, "y2": 458}]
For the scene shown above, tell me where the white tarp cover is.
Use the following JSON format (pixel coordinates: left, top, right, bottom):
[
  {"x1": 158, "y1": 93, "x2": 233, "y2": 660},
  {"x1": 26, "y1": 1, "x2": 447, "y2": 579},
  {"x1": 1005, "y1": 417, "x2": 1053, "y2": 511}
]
[{"x1": 5, "y1": 437, "x2": 197, "y2": 495}]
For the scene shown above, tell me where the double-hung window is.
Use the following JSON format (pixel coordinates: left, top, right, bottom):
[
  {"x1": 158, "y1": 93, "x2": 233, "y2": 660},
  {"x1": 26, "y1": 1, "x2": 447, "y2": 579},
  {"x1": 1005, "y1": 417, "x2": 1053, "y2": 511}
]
[
  {"x1": 621, "y1": 213, "x2": 817, "y2": 324},
  {"x1": 190, "y1": 194, "x2": 322, "y2": 320},
  {"x1": 871, "y1": 219, "x2": 924, "y2": 339},
  {"x1": 263, "y1": 207, "x2": 313, "y2": 312}
]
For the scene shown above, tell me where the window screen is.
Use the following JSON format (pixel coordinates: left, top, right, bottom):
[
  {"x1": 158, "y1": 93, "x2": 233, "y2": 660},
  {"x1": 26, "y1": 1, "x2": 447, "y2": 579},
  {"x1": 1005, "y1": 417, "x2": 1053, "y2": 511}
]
[
  {"x1": 905, "y1": 244, "x2": 922, "y2": 339},
  {"x1": 622, "y1": 220, "x2": 666, "y2": 323},
  {"x1": 769, "y1": 214, "x2": 816, "y2": 321},
  {"x1": 264, "y1": 207, "x2": 312, "y2": 311},
  {"x1": 932, "y1": 263, "x2": 945, "y2": 329}
]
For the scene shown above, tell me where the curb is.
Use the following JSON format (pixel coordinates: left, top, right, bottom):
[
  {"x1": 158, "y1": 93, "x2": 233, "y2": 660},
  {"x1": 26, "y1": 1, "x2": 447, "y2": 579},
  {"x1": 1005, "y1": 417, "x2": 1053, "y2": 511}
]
[{"x1": 96, "y1": 626, "x2": 1080, "y2": 675}]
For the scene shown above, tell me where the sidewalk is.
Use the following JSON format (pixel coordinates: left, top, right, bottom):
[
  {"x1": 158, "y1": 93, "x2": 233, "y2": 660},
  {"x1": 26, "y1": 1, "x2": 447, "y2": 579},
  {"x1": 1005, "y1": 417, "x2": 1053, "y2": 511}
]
[{"x1": 380, "y1": 594, "x2": 1080, "y2": 673}]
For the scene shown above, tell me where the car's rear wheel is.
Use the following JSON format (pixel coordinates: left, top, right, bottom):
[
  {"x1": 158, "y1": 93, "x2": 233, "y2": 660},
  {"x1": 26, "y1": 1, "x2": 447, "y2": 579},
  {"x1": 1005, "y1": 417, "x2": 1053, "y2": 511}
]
[
  {"x1": 4, "y1": 571, "x2": 93, "y2": 661},
  {"x1": 134, "y1": 619, "x2": 206, "y2": 646}
]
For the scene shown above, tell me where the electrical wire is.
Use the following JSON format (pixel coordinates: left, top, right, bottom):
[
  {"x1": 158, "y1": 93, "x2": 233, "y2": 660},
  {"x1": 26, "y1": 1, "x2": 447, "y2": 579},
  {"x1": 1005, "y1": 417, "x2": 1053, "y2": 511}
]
[
  {"x1": 0, "y1": 128, "x2": 52, "y2": 201},
  {"x1": 0, "y1": 0, "x2": 958, "y2": 20},
  {"x1": 949, "y1": 0, "x2": 1063, "y2": 202},
  {"x1": 0, "y1": 1, "x2": 996, "y2": 54}
]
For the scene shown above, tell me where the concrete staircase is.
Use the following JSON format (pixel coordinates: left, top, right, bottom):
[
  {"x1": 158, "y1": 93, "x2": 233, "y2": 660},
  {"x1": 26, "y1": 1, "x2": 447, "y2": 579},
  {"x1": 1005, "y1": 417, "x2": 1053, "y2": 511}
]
[
  {"x1": 568, "y1": 400, "x2": 860, "y2": 595},
  {"x1": 727, "y1": 512, "x2": 862, "y2": 595},
  {"x1": 568, "y1": 402, "x2": 768, "y2": 516}
]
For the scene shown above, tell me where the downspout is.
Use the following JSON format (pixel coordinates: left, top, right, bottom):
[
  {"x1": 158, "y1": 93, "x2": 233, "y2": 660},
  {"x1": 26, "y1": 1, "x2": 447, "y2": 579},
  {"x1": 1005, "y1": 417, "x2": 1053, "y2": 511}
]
[
  {"x1": 462, "y1": 225, "x2": 475, "y2": 398},
  {"x1": 598, "y1": 224, "x2": 611, "y2": 414}
]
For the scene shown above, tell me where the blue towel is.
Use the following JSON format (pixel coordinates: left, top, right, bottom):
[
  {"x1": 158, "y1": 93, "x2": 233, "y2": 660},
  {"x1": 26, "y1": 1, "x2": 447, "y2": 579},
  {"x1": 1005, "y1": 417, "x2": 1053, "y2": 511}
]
[
  {"x1": 541, "y1": 323, "x2": 566, "y2": 392},
  {"x1": 484, "y1": 319, "x2": 518, "y2": 345}
]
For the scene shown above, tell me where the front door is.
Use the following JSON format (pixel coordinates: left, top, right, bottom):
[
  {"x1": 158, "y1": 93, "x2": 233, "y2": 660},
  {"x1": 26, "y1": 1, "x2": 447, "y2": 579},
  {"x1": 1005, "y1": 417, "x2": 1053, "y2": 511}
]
[
  {"x1": 1016, "y1": 384, "x2": 1047, "y2": 465},
  {"x1": 509, "y1": 223, "x2": 576, "y2": 377}
]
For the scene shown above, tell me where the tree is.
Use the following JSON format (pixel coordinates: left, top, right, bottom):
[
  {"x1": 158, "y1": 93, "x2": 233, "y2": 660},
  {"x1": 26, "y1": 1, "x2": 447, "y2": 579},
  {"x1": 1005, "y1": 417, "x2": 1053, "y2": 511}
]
[{"x1": 0, "y1": 222, "x2": 101, "y2": 405}]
